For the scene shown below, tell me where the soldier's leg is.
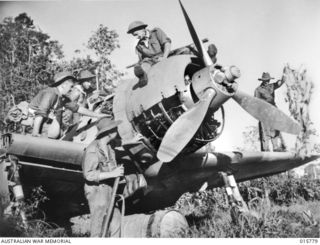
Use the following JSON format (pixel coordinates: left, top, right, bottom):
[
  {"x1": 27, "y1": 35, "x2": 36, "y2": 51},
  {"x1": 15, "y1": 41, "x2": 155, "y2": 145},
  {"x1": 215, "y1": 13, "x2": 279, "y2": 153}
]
[
  {"x1": 108, "y1": 206, "x2": 121, "y2": 237},
  {"x1": 271, "y1": 131, "x2": 286, "y2": 152},
  {"x1": 278, "y1": 132, "x2": 287, "y2": 151},
  {"x1": 134, "y1": 62, "x2": 151, "y2": 86},
  {"x1": 86, "y1": 185, "x2": 111, "y2": 237},
  {"x1": 261, "y1": 123, "x2": 270, "y2": 151},
  {"x1": 270, "y1": 136, "x2": 280, "y2": 151}
]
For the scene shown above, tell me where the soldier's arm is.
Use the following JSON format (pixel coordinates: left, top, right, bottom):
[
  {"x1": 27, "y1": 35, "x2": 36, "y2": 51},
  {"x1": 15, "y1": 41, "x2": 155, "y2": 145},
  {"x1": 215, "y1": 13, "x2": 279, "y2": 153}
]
[
  {"x1": 82, "y1": 151, "x2": 124, "y2": 183},
  {"x1": 162, "y1": 42, "x2": 171, "y2": 59},
  {"x1": 77, "y1": 106, "x2": 108, "y2": 118},
  {"x1": 82, "y1": 151, "x2": 101, "y2": 183},
  {"x1": 135, "y1": 47, "x2": 143, "y2": 61},
  {"x1": 155, "y1": 27, "x2": 171, "y2": 58},
  {"x1": 64, "y1": 99, "x2": 107, "y2": 118},
  {"x1": 32, "y1": 116, "x2": 44, "y2": 137},
  {"x1": 274, "y1": 77, "x2": 285, "y2": 89},
  {"x1": 32, "y1": 92, "x2": 58, "y2": 136},
  {"x1": 254, "y1": 88, "x2": 260, "y2": 98},
  {"x1": 100, "y1": 165, "x2": 124, "y2": 180}
]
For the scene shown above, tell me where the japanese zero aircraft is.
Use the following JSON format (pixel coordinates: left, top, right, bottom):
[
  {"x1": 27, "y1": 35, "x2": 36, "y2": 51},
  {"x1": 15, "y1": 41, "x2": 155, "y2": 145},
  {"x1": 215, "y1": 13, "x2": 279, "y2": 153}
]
[{"x1": 0, "y1": 0, "x2": 319, "y2": 237}]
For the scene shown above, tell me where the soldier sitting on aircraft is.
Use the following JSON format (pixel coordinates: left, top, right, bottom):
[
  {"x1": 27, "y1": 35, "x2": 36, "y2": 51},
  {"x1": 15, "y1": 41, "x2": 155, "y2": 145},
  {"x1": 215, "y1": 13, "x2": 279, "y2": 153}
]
[
  {"x1": 254, "y1": 72, "x2": 286, "y2": 152},
  {"x1": 28, "y1": 71, "x2": 106, "y2": 138},
  {"x1": 127, "y1": 21, "x2": 172, "y2": 85},
  {"x1": 82, "y1": 117, "x2": 124, "y2": 237}
]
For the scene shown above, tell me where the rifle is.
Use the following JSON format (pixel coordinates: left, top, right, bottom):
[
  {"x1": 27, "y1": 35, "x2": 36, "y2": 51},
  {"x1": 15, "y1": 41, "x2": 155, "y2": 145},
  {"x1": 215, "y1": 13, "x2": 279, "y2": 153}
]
[
  {"x1": 126, "y1": 38, "x2": 209, "y2": 69},
  {"x1": 100, "y1": 176, "x2": 121, "y2": 237}
]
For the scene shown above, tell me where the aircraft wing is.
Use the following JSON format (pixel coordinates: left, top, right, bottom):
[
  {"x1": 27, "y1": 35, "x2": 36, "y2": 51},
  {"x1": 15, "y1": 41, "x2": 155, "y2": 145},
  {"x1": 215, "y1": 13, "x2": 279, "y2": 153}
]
[
  {"x1": 124, "y1": 150, "x2": 319, "y2": 213},
  {"x1": 214, "y1": 151, "x2": 318, "y2": 182},
  {"x1": 144, "y1": 150, "x2": 319, "y2": 181},
  {"x1": 1, "y1": 133, "x2": 319, "y2": 217}
]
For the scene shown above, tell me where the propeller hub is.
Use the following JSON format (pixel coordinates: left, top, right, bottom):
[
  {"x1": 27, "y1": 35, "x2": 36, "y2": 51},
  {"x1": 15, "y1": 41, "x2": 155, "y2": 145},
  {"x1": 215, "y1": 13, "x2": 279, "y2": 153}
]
[
  {"x1": 211, "y1": 65, "x2": 241, "y2": 83},
  {"x1": 225, "y1": 66, "x2": 241, "y2": 82}
]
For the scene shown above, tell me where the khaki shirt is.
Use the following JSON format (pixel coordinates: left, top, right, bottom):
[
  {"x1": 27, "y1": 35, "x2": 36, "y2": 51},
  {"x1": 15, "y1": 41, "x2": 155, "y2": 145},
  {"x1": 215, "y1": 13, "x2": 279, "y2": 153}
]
[
  {"x1": 82, "y1": 140, "x2": 117, "y2": 184},
  {"x1": 135, "y1": 28, "x2": 171, "y2": 61},
  {"x1": 254, "y1": 82, "x2": 282, "y2": 106},
  {"x1": 29, "y1": 87, "x2": 79, "y2": 118},
  {"x1": 29, "y1": 87, "x2": 60, "y2": 117}
]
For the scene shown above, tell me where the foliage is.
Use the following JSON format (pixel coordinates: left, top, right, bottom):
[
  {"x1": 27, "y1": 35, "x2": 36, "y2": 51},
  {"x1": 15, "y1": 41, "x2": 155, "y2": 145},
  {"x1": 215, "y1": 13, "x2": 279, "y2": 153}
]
[
  {"x1": 0, "y1": 13, "x2": 64, "y2": 121},
  {"x1": 172, "y1": 174, "x2": 320, "y2": 237},
  {"x1": 239, "y1": 175, "x2": 320, "y2": 206},
  {"x1": 236, "y1": 125, "x2": 260, "y2": 151},
  {"x1": 53, "y1": 25, "x2": 124, "y2": 94},
  {"x1": 178, "y1": 201, "x2": 320, "y2": 238},
  {"x1": 2, "y1": 174, "x2": 320, "y2": 237},
  {"x1": 283, "y1": 64, "x2": 315, "y2": 157},
  {"x1": 0, "y1": 186, "x2": 67, "y2": 237},
  {"x1": 0, "y1": 13, "x2": 124, "y2": 124},
  {"x1": 87, "y1": 24, "x2": 124, "y2": 93}
]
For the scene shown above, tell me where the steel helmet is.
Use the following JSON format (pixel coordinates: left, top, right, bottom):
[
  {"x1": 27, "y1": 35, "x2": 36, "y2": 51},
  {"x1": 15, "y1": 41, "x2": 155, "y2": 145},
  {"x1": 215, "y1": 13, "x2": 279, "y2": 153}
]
[
  {"x1": 77, "y1": 69, "x2": 96, "y2": 82},
  {"x1": 127, "y1": 21, "x2": 148, "y2": 34}
]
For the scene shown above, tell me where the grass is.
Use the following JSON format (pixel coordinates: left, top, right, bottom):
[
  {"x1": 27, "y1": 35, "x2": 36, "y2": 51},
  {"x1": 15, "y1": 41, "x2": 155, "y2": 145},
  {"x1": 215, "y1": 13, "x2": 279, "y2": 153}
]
[
  {"x1": 175, "y1": 199, "x2": 320, "y2": 238},
  {"x1": 1, "y1": 175, "x2": 319, "y2": 237},
  {"x1": 171, "y1": 175, "x2": 320, "y2": 238}
]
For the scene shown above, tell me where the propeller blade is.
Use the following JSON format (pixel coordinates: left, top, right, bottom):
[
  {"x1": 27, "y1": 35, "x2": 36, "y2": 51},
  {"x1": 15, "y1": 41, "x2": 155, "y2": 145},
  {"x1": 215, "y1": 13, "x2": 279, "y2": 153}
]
[
  {"x1": 179, "y1": 0, "x2": 213, "y2": 66},
  {"x1": 233, "y1": 90, "x2": 301, "y2": 135},
  {"x1": 157, "y1": 89, "x2": 216, "y2": 162}
]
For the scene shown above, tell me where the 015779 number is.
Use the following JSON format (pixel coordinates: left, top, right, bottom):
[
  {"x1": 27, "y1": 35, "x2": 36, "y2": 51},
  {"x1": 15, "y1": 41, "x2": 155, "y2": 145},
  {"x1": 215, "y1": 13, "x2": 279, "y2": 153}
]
[{"x1": 300, "y1": 239, "x2": 319, "y2": 244}]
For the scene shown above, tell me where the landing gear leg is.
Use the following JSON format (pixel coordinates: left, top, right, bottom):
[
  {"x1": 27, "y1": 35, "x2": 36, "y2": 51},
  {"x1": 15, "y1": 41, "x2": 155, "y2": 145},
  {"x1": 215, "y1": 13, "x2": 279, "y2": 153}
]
[
  {"x1": 219, "y1": 172, "x2": 248, "y2": 222},
  {"x1": 7, "y1": 156, "x2": 28, "y2": 228}
]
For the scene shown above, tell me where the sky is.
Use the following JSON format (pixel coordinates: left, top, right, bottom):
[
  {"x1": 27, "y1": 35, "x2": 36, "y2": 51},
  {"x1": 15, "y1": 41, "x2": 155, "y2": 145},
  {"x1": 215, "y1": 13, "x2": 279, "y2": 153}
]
[{"x1": 0, "y1": 0, "x2": 319, "y2": 151}]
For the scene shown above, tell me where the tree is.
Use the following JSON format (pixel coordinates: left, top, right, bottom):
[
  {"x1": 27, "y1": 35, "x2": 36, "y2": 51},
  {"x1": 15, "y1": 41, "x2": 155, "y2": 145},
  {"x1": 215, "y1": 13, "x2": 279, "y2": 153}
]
[
  {"x1": 0, "y1": 13, "x2": 64, "y2": 121},
  {"x1": 0, "y1": 13, "x2": 124, "y2": 123},
  {"x1": 283, "y1": 64, "x2": 315, "y2": 158},
  {"x1": 87, "y1": 24, "x2": 124, "y2": 93},
  {"x1": 53, "y1": 25, "x2": 124, "y2": 94},
  {"x1": 236, "y1": 126, "x2": 260, "y2": 151}
]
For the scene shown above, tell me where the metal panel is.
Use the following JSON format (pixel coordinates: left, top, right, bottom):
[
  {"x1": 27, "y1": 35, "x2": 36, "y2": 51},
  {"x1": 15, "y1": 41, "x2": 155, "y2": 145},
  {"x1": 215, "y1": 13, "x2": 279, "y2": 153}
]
[
  {"x1": 127, "y1": 55, "x2": 192, "y2": 118},
  {"x1": 113, "y1": 78, "x2": 138, "y2": 141}
]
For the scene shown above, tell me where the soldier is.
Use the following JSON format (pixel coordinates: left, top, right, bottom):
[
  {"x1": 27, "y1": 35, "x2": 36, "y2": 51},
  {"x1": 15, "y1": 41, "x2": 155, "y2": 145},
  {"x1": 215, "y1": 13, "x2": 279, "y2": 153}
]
[
  {"x1": 77, "y1": 69, "x2": 96, "y2": 97},
  {"x1": 62, "y1": 69, "x2": 96, "y2": 127},
  {"x1": 61, "y1": 84, "x2": 87, "y2": 129},
  {"x1": 82, "y1": 118, "x2": 123, "y2": 237},
  {"x1": 127, "y1": 21, "x2": 171, "y2": 84},
  {"x1": 29, "y1": 71, "x2": 106, "y2": 138},
  {"x1": 254, "y1": 72, "x2": 286, "y2": 152},
  {"x1": 77, "y1": 69, "x2": 105, "y2": 111}
]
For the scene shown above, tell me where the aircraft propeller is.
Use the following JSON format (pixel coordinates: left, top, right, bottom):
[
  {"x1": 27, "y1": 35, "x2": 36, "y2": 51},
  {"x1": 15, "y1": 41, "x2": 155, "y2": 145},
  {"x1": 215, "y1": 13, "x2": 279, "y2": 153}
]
[
  {"x1": 178, "y1": 0, "x2": 213, "y2": 67},
  {"x1": 157, "y1": 88, "x2": 216, "y2": 163},
  {"x1": 232, "y1": 90, "x2": 301, "y2": 135},
  {"x1": 157, "y1": 0, "x2": 301, "y2": 163}
]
